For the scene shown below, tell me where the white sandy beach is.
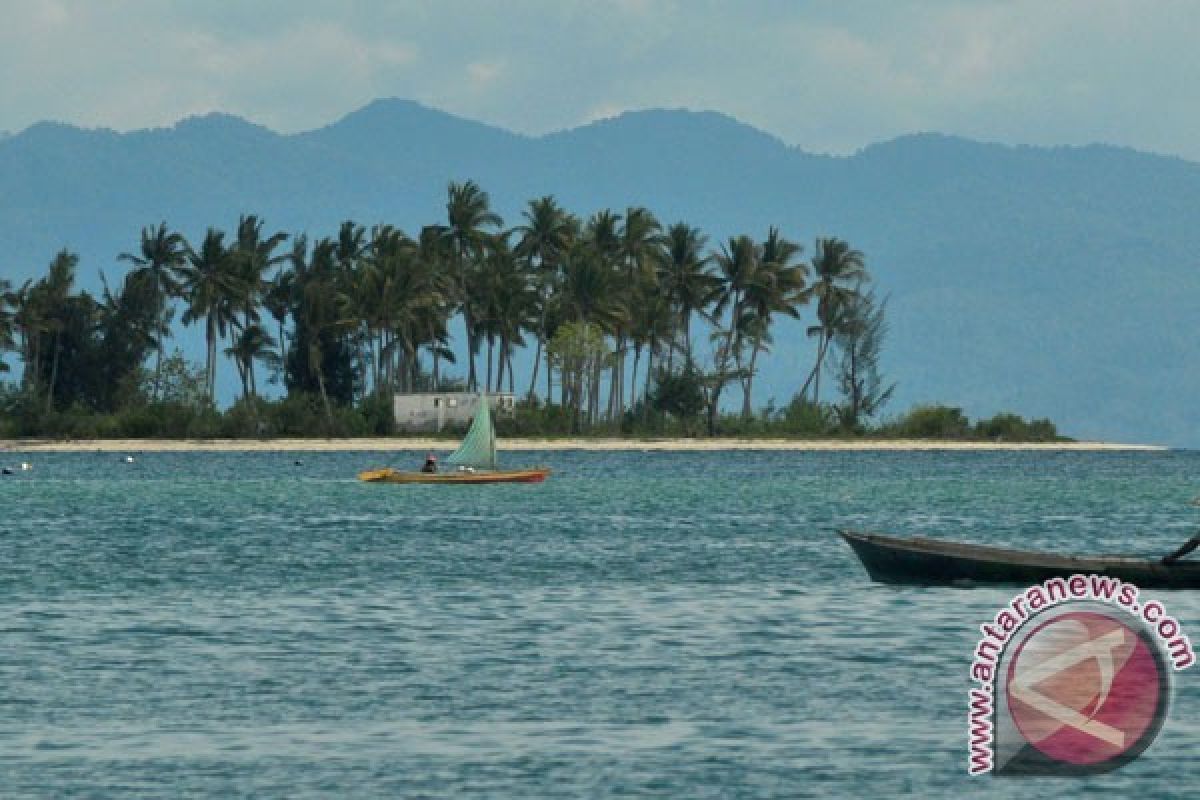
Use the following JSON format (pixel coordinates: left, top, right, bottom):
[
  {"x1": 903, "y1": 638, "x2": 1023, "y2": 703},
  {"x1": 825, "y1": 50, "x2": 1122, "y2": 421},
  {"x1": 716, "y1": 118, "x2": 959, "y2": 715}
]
[{"x1": 0, "y1": 437, "x2": 1167, "y2": 452}]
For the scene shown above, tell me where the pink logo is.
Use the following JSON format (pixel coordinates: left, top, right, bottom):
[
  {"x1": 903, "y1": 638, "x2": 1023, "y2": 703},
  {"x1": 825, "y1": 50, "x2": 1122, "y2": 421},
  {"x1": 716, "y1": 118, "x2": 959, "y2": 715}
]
[{"x1": 1003, "y1": 610, "x2": 1167, "y2": 771}]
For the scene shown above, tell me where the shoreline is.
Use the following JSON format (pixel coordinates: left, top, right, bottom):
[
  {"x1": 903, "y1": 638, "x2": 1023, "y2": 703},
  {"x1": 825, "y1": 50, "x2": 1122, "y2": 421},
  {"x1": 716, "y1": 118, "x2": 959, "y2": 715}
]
[{"x1": 0, "y1": 437, "x2": 1168, "y2": 453}]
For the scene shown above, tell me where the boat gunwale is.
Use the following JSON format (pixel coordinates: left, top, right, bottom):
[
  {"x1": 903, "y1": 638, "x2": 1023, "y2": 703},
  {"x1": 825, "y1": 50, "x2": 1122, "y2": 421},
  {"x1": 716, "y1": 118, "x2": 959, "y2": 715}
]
[
  {"x1": 837, "y1": 529, "x2": 1200, "y2": 571},
  {"x1": 358, "y1": 466, "x2": 550, "y2": 484}
]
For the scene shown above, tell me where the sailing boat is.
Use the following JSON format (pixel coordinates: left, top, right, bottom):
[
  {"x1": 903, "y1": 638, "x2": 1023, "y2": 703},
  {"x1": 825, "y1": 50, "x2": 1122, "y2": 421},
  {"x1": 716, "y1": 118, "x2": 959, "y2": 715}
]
[{"x1": 357, "y1": 395, "x2": 550, "y2": 484}]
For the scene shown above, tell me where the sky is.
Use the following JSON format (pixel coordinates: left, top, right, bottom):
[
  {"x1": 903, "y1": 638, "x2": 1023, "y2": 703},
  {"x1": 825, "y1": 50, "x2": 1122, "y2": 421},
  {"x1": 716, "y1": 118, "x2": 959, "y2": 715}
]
[{"x1": 2, "y1": 0, "x2": 1200, "y2": 160}]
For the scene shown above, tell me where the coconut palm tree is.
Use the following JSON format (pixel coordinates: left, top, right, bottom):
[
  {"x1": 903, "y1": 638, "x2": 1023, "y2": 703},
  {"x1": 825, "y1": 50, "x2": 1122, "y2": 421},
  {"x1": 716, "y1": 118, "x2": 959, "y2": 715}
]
[
  {"x1": 627, "y1": 272, "x2": 674, "y2": 412},
  {"x1": 262, "y1": 264, "x2": 294, "y2": 381},
  {"x1": 514, "y1": 195, "x2": 576, "y2": 401},
  {"x1": 37, "y1": 250, "x2": 79, "y2": 412},
  {"x1": 443, "y1": 180, "x2": 502, "y2": 391},
  {"x1": 119, "y1": 222, "x2": 187, "y2": 400},
  {"x1": 286, "y1": 236, "x2": 347, "y2": 426},
  {"x1": 737, "y1": 228, "x2": 806, "y2": 418},
  {"x1": 657, "y1": 222, "x2": 720, "y2": 367},
  {"x1": 229, "y1": 215, "x2": 288, "y2": 326},
  {"x1": 224, "y1": 323, "x2": 279, "y2": 400},
  {"x1": 178, "y1": 229, "x2": 239, "y2": 403},
  {"x1": 799, "y1": 237, "x2": 868, "y2": 405},
  {"x1": 0, "y1": 279, "x2": 14, "y2": 374},
  {"x1": 610, "y1": 207, "x2": 662, "y2": 416},
  {"x1": 415, "y1": 224, "x2": 456, "y2": 389},
  {"x1": 708, "y1": 235, "x2": 760, "y2": 432},
  {"x1": 224, "y1": 215, "x2": 287, "y2": 400},
  {"x1": 478, "y1": 234, "x2": 536, "y2": 392},
  {"x1": 9, "y1": 279, "x2": 45, "y2": 395}
]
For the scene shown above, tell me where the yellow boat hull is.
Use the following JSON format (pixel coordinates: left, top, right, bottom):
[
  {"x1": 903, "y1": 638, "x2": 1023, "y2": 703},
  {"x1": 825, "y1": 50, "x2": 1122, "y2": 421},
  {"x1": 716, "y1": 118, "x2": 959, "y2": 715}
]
[{"x1": 357, "y1": 467, "x2": 551, "y2": 484}]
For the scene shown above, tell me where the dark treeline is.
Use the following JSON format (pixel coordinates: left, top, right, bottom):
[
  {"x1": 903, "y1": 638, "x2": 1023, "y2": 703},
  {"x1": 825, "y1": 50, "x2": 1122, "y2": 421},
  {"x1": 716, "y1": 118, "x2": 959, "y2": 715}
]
[{"x1": 0, "y1": 181, "x2": 1060, "y2": 440}]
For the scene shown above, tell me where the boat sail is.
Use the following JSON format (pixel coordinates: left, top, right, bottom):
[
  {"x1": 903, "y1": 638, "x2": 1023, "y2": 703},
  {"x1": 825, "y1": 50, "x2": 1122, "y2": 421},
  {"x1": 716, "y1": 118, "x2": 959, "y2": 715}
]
[
  {"x1": 445, "y1": 395, "x2": 497, "y2": 471},
  {"x1": 357, "y1": 394, "x2": 549, "y2": 484}
]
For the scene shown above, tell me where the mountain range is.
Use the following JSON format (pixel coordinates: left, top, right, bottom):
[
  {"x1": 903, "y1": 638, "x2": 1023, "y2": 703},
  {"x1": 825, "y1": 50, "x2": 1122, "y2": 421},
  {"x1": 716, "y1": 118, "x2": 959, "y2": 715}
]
[{"x1": 2, "y1": 98, "x2": 1198, "y2": 446}]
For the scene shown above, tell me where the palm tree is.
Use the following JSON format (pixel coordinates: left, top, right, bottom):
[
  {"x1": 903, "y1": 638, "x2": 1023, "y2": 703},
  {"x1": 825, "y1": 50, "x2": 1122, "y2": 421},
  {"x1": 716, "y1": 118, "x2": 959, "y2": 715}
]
[
  {"x1": 9, "y1": 279, "x2": 45, "y2": 395},
  {"x1": 514, "y1": 195, "x2": 576, "y2": 401},
  {"x1": 225, "y1": 215, "x2": 288, "y2": 401},
  {"x1": 737, "y1": 228, "x2": 806, "y2": 417},
  {"x1": 799, "y1": 237, "x2": 868, "y2": 405},
  {"x1": 0, "y1": 278, "x2": 14, "y2": 374},
  {"x1": 178, "y1": 229, "x2": 239, "y2": 403},
  {"x1": 443, "y1": 180, "x2": 502, "y2": 391},
  {"x1": 119, "y1": 222, "x2": 187, "y2": 400},
  {"x1": 627, "y1": 273, "x2": 674, "y2": 411},
  {"x1": 657, "y1": 223, "x2": 720, "y2": 367},
  {"x1": 224, "y1": 323, "x2": 279, "y2": 400},
  {"x1": 415, "y1": 224, "x2": 456, "y2": 389},
  {"x1": 38, "y1": 250, "x2": 79, "y2": 412},
  {"x1": 478, "y1": 234, "x2": 535, "y2": 393},
  {"x1": 610, "y1": 207, "x2": 662, "y2": 417},
  {"x1": 262, "y1": 265, "x2": 294, "y2": 380},
  {"x1": 708, "y1": 235, "x2": 760, "y2": 432},
  {"x1": 97, "y1": 269, "x2": 161, "y2": 410},
  {"x1": 229, "y1": 215, "x2": 288, "y2": 325}
]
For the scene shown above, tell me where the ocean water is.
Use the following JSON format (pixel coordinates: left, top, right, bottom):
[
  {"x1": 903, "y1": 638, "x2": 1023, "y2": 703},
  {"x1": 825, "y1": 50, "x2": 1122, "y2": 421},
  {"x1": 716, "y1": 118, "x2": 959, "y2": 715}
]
[{"x1": 2, "y1": 449, "x2": 1199, "y2": 798}]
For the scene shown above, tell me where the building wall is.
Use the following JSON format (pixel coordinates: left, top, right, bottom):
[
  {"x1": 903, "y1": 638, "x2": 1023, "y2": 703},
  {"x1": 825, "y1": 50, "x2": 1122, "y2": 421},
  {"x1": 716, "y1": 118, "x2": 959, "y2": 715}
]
[{"x1": 392, "y1": 393, "x2": 515, "y2": 432}]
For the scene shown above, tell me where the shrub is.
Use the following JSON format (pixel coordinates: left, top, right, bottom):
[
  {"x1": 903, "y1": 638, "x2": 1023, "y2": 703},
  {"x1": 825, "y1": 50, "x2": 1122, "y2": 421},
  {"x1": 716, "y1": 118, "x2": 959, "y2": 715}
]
[{"x1": 888, "y1": 405, "x2": 971, "y2": 439}]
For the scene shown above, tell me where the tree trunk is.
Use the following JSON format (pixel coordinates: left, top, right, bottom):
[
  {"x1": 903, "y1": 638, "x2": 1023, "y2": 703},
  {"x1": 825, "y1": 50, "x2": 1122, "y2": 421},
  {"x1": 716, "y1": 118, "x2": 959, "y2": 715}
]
[
  {"x1": 316, "y1": 368, "x2": 334, "y2": 432},
  {"x1": 527, "y1": 335, "x2": 542, "y2": 402},
  {"x1": 495, "y1": 339, "x2": 506, "y2": 393},
  {"x1": 742, "y1": 338, "x2": 762, "y2": 419},
  {"x1": 643, "y1": 346, "x2": 655, "y2": 423},
  {"x1": 235, "y1": 357, "x2": 248, "y2": 402},
  {"x1": 798, "y1": 331, "x2": 827, "y2": 405},
  {"x1": 607, "y1": 335, "x2": 623, "y2": 420},
  {"x1": 205, "y1": 313, "x2": 217, "y2": 404},
  {"x1": 464, "y1": 311, "x2": 477, "y2": 391},
  {"x1": 45, "y1": 330, "x2": 61, "y2": 413},
  {"x1": 812, "y1": 333, "x2": 830, "y2": 405},
  {"x1": 629, "y1": 344, "x2": 642, "y2": 410},
  {"x1": 486, "y1": 336, "x2": 494, "y2": 393},
  {"x1": 152, "y1": 344, "x2": 164, "y2": 402}
]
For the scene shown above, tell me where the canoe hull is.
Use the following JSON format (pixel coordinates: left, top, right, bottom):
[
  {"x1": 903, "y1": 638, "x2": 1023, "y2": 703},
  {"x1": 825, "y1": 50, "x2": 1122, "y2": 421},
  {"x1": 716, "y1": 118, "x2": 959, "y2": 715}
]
[
  {"x1": 839, "y1": 530, "x2": 1200, "y2": 589},
  {"x1": 358, "y1": 467, "x2": 550, "y2": 484}
]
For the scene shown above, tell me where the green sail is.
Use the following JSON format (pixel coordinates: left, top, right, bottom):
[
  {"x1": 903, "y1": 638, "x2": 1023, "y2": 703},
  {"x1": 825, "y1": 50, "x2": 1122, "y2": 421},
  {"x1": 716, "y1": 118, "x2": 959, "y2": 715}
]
[{"x1": 445, "y1": 395, "x2": 497, "y2": 470}]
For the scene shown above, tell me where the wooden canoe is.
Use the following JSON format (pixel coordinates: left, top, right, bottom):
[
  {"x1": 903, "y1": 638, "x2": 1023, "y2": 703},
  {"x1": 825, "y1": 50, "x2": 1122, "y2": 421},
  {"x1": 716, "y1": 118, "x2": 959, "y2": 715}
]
[
  {"x1": 358, "y1": 467, "x2": 550, "y2": 484},
  {"x1": 838, "y1": 530, "x2": 1200, "y2": 589}
]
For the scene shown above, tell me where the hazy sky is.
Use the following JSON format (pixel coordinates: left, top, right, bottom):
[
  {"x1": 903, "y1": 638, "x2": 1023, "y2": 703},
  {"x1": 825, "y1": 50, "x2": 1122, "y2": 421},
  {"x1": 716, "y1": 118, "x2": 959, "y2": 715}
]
[{"x1": 3, "y1": 0, "x2": 1199, "y2": 159}]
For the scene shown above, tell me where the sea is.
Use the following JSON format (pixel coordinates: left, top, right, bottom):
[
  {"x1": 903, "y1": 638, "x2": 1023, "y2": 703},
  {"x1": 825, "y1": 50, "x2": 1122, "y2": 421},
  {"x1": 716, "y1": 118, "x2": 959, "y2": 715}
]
[{"x1": 2, "y1": 449, "x2": 1198, "y2": 798}]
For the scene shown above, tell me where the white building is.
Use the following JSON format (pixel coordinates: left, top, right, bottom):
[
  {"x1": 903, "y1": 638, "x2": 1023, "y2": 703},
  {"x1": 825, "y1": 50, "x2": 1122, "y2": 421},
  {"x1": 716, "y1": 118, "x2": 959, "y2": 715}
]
[{"x1": 392, "y1": 392, "x2": 516, "y2": 432}]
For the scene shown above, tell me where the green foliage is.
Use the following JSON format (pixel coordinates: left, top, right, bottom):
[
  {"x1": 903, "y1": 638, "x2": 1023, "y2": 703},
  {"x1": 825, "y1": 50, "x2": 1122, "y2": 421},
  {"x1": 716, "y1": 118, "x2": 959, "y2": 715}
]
[
  {"x1": 780, "y1": 396, "x2": 838, "y2": 436},
  {"x1": 650, "y1": 362, "x2": 706, "y2": 435},
  {"x1": 148, "y1": 350, "x2": 208, "y2": 407},
  {"x1": 0, "y1": 185, "x2": 1069, "y2": 443},
  {"x1": 359, "y1": 392, "x2": 396, "y2": 436},
  {"x1": 547, "y1": 321, "x2": 612, "y2": 432},
  {"x1": 831, "y1": 289, "x2": 895, "y2": 432},
  {"x1": 975, "y1": 412, "x2": 1060, "y2": 442},
  {"x1": 883, "y1": 405, "x2": 972, "y2": 439}
]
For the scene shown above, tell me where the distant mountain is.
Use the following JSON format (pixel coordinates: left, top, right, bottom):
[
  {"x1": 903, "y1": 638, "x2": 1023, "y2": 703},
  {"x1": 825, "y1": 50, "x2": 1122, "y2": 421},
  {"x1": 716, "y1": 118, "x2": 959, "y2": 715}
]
[{"x1": 2, "y1": 98, "x2": 1198, "y2": 446}]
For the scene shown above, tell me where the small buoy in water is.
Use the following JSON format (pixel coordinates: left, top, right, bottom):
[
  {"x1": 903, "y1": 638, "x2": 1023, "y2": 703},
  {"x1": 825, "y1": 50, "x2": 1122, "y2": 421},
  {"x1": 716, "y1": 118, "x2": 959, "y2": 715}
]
[
  {"x1": 294, "y1": 460, "x2": 303, "y2": 466},
  {"x1": 20, "y1": 462, "x2": 31, "y2": 471},
  {"x1": 122, "y1": 456, "x2": 134, "y2": 463}
]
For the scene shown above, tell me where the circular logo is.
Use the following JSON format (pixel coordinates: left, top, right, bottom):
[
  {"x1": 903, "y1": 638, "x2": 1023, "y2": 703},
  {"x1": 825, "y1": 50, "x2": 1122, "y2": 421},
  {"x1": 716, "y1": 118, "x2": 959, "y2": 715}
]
[{"x1": 1005, "y1": 609, "x2": 1169, "y2": 771}]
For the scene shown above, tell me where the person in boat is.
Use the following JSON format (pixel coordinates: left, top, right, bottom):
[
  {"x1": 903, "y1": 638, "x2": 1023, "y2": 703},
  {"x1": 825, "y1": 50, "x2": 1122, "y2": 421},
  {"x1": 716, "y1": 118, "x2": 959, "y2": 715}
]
[{"x1": 421, "y1": 452, "x2": 438, "y2": 473}]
